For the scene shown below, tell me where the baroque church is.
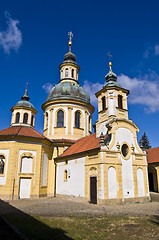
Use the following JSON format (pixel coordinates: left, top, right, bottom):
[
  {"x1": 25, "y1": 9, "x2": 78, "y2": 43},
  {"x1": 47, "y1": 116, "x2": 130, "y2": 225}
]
[{"x1": 0, "y1": 33, "x2": 150, "y2": 203}]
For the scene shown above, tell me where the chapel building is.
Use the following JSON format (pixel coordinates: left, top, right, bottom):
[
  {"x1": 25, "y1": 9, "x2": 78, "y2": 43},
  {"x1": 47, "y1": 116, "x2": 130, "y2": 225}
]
[{"x1": 0, "y1": 34, "x2": 150, "y2": 203}]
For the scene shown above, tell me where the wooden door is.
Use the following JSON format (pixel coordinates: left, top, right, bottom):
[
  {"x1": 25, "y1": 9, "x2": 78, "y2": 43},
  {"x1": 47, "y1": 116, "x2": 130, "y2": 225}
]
[{"x1": 90, "y1": 177, "x2": 97, "y2": 204}]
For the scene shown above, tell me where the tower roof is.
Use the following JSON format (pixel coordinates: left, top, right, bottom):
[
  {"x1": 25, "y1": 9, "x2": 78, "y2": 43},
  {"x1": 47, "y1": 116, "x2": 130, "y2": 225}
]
[
  {"x1": 104, "y1": 62, "x2": 121, "y2": 88},
  {"x1": 15, "y1": 85, "x2": 35, "y2": 109},
  {"x1": 64, "y1": 51, "x2": 76, "y2": 63}
]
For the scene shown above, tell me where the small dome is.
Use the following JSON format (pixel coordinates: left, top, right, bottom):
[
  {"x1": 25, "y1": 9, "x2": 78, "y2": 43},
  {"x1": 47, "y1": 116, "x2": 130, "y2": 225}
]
[
  {"x1": 105, "y1": 70, "x2": 117, "y2": 82},
  {"x1": 46, "y1": 81, "x2": 90, "y2": 104},
  {"x1": 15, "y1": 88, "x2": 35, "y2": 109},
  {"x1": 64, "y1": 52, "x2": 76, "y2": 62},
  {"x1": 104, "y1": 65, "x2": 121, "y2": 88},
  {"x1": 15, "y1": 100, "x2": 35, "y2": 109}
]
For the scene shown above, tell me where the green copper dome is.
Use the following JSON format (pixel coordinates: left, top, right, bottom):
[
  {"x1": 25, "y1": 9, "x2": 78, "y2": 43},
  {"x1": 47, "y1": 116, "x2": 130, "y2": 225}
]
[
  {"x1": 15, "y1": 100, "x2": 35, "y2": 109},
  {"x1": 15, "y1": 89, "x2": 35, "y2": 109},
  {"x1": 104, "y1": 62, "x2": 121, "y2": 88},
  {"x1": 64, "y1": 52, "x2": 76, "y2": 62},
  {"x1": 46, "y1": 81, "x2": 90, "y2": 104}
]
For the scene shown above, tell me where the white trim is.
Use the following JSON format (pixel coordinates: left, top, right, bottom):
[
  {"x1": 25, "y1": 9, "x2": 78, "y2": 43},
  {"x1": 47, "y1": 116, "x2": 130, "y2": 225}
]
[
  {"x1": 45, "y1": 103, "x2": 91, "y2": 112},
  {"x1": 0, "y1": 149, "x2": 9, "y2": 185},
  {"x1": 65, "y1": 107, "x2": 68, "y2": 135},
  {"x1": 17, "y1": 150, "x2": 36, "y2": 186},
  {"x1": 52, "y1": 109, "x2": 55, "y2": 135},
  {"x1": 71, "y1": 109, "x2": 73, "y2": 135},
  {"x1": 28, "y1": 112, "x2": 32, "y2": 125},
  {"x1": 51, "y1": 109, "x2": 54, "y2": 135},
  {"x1": 47, "y1": 110, "x2": 50, "y2": 136}
]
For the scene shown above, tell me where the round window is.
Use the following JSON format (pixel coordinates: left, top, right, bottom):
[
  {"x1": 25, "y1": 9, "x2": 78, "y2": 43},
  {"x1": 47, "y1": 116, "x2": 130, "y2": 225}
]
[{"x1": 121, "y1": 144, "x2": 129, "y2": 157}]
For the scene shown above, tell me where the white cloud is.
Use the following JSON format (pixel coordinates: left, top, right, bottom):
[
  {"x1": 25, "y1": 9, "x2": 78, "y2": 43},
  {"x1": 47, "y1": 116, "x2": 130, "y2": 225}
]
[
  {"x1": 42, "y1": 83, "x2": 54, "y2": 93},
  {"x1": 143, "y1": 44, "x2": 159, "y2": 58},
  {"x1": 154, "y1": 44, "x2": 159, "y2": 55},
  {"x1": 42, "y1": 72, "x2": 159, "y2": 113},
  {"x1": 83, "y1": 80, "x2": 103, "y2": 105},
  {"x1": 118, "y1": 72, "x2": 159, "y2": 113},
  {"x1": 0, "y1": 12, "x2": 22, "y2": 54},
  {"x1": 82, "y1": 71, "x2": 159, "y2": 113}
]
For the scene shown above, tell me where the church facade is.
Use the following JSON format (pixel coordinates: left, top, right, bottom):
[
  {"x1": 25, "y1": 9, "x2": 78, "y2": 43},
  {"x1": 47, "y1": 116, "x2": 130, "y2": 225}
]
[{"x1": 0, "y1": 35, "x2": 150, "y2": 203}]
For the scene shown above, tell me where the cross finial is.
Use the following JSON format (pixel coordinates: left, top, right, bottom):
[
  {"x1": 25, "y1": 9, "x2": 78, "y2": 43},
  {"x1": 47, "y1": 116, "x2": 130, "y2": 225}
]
[
  {"x1": 26, "y1": 82, "x2": 28, "y2": 90},
  {"x1": 107, "y1": 52, "x2": 112, "y2": 62},
  {"x1": 68, "y1": 31, "x2": 73, "y2": 42},
  {"x1": 24, "y1": 82, "x2": 28, "y2": 97},
  {"x1": 68, "y1": 31, "x2": 73, "y2": 52}
]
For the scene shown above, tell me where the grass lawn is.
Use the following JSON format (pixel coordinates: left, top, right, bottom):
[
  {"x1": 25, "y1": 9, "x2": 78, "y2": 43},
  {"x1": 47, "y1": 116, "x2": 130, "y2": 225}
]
[{"x1": 5, "y1": 213, "x2": 159, "y2": 240}]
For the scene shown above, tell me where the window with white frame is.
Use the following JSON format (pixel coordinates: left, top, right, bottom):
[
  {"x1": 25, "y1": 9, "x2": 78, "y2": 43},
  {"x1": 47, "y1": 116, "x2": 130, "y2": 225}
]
[{"x1": 0, "y1": 155, "x2": 5, "y2": 174}]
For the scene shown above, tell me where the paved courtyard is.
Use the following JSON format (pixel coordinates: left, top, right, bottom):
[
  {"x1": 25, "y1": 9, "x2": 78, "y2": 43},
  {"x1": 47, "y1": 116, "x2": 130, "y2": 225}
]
[{"x1": 0, "y1": 192, "x2": 159, "y2": 217}]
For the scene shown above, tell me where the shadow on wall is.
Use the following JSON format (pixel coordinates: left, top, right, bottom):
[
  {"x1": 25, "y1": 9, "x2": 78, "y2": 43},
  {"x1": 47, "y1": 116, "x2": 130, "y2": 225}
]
[{"x1": 0, "y1": 199, "x2": 74, "y2": 240}]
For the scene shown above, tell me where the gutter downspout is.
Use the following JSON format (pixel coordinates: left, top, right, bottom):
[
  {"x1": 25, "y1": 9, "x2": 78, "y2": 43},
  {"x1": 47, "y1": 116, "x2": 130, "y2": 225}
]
[{"x1": 12, "y1": 178, "x2": 15, "y2": 200}]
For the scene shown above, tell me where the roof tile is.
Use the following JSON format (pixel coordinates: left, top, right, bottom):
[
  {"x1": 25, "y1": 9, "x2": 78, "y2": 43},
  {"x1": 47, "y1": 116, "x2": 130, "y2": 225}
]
[
  {"x1": 146, "y1": 147, "x2": 159, "y2": 164},
  {"x1": 0, "y1": 126, "x2": 51, "y2": 142},
  {"x1": 57, "y1": 133, "x2": 101, "y2": 158}
]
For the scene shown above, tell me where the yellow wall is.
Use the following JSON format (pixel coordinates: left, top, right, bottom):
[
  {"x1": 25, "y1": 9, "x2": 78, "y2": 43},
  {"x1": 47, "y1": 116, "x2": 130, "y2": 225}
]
[
  {"x1": 0, "y1": 139, "x2": 54, "y2": 200},
  {"x1": 43, "y1": 102, "x2": 93, "y2": 141}
]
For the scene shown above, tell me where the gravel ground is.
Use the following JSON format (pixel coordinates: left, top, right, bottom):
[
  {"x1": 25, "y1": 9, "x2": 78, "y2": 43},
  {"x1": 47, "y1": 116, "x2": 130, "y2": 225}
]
[{"x1": 0, "y1": 193, "x2": 159, "y2": 217}]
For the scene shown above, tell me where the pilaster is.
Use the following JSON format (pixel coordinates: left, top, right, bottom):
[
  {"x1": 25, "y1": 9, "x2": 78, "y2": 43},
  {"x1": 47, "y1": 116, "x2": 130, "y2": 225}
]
[{"x1": 68, "y1": 106, "x2": 72, "y2": 135}]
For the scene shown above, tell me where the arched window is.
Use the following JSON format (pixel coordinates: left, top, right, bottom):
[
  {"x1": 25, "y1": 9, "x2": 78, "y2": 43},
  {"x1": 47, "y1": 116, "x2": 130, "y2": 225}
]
[
  {"x1": 65, "y1": 68, "x2": 69, "y2": 77},
  {"x1": 89, "y1": 115, "x2": 91, "y2": 131},
  {"x1": 118, "y1": 95, "x2": 123, "y2": 109},
  {"x1": 23, "y1": 113, "x2": 28, "y2": 124},
  {"x1": 45, "y1": 112, "x2": 48, "y2": 129},
  {"x1": 72, "y1": 69, "x2": 74, "y2": 78},
  {"x1": 75, "y1": 111, "x2": 81, "y2": 128},
  {"x1": 64, "y1": 169, "x2": 67, "y2": 181},
  {"x1": 31, "y1": 115, "x2": 34, "y2": 126},
  {"x1": 102, "y1": 96, "x2": 106, "y2": 110},
  {"x1": 0, "y1": 155, "x2": 5, "y2": 174},
  {"x1": 57, "y1": 110, "x2": 64, "y2": 127},
  {"x1": 15, "y1": 112, "x2": 20, "y2": 123}
]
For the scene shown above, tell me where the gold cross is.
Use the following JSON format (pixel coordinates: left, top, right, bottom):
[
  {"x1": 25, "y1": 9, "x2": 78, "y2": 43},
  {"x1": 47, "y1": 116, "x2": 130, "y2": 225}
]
[
  {"x1": 26, "y1": 82, "x2": 28, "y2": 90},
  {"x1": 68, "y1": 31, "x2": 73, "y2": 42},
  {"x1": 107, "y1": 52, "x2": 112, "y2": 62}
]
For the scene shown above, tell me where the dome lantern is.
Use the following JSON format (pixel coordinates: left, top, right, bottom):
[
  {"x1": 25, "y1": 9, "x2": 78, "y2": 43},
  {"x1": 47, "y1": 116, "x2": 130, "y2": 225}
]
[
  {"x1": 104, "y1": 61, "x2": 120, "y2": 88},
  {"x1": 10, "y1": 84, "x2": 37, "y2": 128},
  {"x1": 59, "y1": 31, "x2": 80, "y2": 83}
]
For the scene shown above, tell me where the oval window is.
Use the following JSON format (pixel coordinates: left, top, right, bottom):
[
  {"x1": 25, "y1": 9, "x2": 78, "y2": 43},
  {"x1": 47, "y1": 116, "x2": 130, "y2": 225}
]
[{"x1": 121, "y1": 144, "x2": 129, "y2": 157}]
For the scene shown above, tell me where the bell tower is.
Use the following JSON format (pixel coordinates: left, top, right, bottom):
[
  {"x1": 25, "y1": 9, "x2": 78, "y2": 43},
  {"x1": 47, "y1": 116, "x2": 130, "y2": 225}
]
[{"x1": 95, "y1": 60, "x2": 129, "y2": 137}]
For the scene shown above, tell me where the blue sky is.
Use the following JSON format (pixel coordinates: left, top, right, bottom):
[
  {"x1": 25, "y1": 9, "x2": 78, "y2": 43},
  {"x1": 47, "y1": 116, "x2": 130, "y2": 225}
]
[{"x1": 0, "y1": 0, "x2": 159, "y2": 147}]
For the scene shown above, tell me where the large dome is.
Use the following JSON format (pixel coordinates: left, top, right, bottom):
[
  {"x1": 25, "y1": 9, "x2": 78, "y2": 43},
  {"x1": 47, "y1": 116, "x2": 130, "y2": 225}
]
[{"x1": 46, "y1": 81, "x2": 90, "y2": 104}]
